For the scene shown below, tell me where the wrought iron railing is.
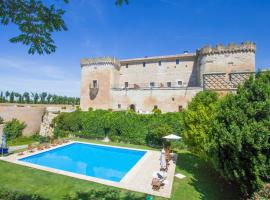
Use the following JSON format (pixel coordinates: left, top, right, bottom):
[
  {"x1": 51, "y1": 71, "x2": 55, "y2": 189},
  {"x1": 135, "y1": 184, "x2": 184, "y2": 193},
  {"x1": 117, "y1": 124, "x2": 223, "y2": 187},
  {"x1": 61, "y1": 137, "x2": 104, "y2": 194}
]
[{"x1": 111, "y1": 81, "x2": 199, "y2": 90}]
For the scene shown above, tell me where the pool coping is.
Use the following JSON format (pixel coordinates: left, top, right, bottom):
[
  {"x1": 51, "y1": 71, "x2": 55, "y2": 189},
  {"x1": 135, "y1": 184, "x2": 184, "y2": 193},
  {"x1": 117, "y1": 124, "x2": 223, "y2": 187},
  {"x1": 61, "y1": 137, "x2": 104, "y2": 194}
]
[{"x1": 0, "y1": 141, "x2": 176, "y2": 198}]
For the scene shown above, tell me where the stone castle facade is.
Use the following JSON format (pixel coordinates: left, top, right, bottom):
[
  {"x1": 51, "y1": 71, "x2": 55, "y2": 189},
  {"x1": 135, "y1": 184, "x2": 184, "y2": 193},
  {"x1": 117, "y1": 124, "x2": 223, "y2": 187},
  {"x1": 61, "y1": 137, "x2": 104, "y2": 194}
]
[{"x1": 80, "y1": 42, "x2": 256, "y2": 112}]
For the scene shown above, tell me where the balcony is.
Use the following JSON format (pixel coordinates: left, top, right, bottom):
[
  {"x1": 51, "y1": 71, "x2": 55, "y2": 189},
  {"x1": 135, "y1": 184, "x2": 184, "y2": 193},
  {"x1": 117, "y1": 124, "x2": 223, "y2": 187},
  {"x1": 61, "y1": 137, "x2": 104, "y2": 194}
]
[{"x1": 111, "y1": 82, "x2": 196, "y2": 90}]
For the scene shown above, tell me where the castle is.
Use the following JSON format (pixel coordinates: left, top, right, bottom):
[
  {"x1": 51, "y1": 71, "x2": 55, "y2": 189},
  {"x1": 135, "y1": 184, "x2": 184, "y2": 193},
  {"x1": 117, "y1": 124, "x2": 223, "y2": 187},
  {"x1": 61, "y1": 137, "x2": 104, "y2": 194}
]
[{"x1": 80, "y1": 42, "x2": 256, "y2": 112}]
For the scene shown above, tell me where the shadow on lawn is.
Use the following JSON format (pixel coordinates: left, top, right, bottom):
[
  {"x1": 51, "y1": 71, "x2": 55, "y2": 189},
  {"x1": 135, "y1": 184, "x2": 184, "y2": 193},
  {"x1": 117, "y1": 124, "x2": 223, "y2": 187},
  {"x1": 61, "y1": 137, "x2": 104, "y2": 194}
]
[{"x1": 176, "y1": 152, "x2": 241, "y2": 200}]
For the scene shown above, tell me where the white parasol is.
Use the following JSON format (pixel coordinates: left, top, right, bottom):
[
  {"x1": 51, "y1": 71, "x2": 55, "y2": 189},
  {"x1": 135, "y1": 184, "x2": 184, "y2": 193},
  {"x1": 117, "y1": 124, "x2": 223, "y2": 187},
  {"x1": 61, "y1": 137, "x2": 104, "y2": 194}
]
[{"x1": 162, "y1": 134, "x2": 181, "y2": 140}]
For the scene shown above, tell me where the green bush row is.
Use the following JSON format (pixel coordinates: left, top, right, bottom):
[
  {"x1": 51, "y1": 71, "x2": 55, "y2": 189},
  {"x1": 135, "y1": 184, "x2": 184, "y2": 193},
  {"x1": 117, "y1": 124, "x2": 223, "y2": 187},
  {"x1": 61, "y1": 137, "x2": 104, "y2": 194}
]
[
  {"x1": 53, "y1": 109, "x2": 183, "y2": 147},
  {"x1": 0, "y1": 187, "x2": 46, "y2": 200}
]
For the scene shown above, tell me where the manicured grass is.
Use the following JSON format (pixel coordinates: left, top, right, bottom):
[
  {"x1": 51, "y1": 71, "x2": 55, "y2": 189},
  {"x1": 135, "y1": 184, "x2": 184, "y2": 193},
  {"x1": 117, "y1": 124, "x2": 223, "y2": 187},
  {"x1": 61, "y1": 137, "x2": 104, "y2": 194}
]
[
  {"x1": 0, "y1": 139, "x2": 240, "y2": 199},
  {"x1": 7, "y1": 136, "x2": 38, "y2": 146}
]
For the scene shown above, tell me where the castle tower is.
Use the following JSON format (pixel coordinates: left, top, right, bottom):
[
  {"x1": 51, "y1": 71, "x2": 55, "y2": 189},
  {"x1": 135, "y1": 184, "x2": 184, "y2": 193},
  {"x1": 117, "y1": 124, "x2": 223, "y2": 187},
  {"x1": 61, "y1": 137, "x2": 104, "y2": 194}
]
[
  {"x1": 197, "y1": 42, "x2": 256, "y2": 90},
  {"x1": 80, "y1": 57, "x2": 120, "y2": 111}
]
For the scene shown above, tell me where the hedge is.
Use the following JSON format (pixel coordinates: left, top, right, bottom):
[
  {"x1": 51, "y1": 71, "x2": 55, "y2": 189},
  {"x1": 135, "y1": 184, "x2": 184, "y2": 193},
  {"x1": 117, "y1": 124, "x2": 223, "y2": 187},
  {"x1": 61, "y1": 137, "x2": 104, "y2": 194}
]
[{"x1": 53, "y1": 110, "x2": 183, "y2": 146}]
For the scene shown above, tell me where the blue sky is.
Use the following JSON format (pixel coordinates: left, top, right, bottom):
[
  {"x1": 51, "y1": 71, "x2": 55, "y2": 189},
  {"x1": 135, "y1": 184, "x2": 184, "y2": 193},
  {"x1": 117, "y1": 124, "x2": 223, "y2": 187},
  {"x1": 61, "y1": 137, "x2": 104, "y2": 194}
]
[{"x1": 0, "y1": 0, "x2": 269, "y2": 97}]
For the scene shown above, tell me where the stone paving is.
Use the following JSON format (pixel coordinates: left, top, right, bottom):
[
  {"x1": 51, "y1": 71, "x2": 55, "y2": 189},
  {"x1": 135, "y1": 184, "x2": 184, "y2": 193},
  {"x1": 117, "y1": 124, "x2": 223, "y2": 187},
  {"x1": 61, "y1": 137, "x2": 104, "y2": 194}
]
[{"x1": 0, "y1": 141, "x2": 176, "y2": 198}]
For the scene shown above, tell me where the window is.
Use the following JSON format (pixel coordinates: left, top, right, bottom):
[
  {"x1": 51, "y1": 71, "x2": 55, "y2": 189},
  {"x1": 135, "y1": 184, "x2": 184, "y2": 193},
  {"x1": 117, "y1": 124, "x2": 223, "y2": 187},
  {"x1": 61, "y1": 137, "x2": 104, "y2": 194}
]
[
  {"x1": 176, "y1": 59, "x2": 180, "y2": 65},
  {"x1": 118, "y1": 104, "x2": 121, "y2": 109},
  {"x1": 150, "y1": 82, "x2": 155, "y2": 87},
  {"x1": 143, "y1": 62, "x2": 146, "y2": 67},
  {"x1": 167, "y1": 82, "x2": 171, "y2": 87},
  {"x1": 178, "y1": 105, "x2": 183, "y2": 112},
  {"x1": 172, "y1": 97, "x2": 175, "y2": 101},
  {"x1": 93, "y1": 80, "x2": 98, "y2": 88},
  {"x1": 158, "y1": 61, "x2": 161, "y2": 66},
  {"x1": 125, "y1": 82, "x2": 129, "y2": 88},
  {"x1": 177, "y1": 81, "x2": 183, "y2": 86},
  {"x1": 154, "y1": 105, "x2": 158, "y2": 109},
  {"x1": 126, "y1": 64, "x2": 128, "y2": 68}
]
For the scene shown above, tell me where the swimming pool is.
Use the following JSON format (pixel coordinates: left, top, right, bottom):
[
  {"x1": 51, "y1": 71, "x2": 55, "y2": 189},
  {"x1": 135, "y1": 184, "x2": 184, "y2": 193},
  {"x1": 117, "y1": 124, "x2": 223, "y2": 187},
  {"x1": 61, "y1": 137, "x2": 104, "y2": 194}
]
[{"x1": 20, "y1": 142, "x2": 146, "y2": 182}]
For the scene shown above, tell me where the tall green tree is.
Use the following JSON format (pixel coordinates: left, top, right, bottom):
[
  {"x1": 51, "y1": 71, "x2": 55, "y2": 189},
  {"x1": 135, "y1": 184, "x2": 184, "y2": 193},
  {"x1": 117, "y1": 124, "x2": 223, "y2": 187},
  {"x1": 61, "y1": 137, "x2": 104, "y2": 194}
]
[
  {"x1": 9, "y1": 92, "x2": 14, "y2": 103},
  {"x1": 23, "y1": 92, "x2": 30, "y2": 103},
  {"x1": 5, "y1": 91, "x2": 10, "y2": 101},
  {"x1": 0, "y1": 91, "x2": 3, "y2": 103},
  {"x1": 206, "y1": 72, "x2": 270, "y2": 197},
  {"x1": 39, "y1": 92, "x2": 47, "y2": 104},
  {"x1": 182, "y1": 91, "x2": 219, "y2": 155}
]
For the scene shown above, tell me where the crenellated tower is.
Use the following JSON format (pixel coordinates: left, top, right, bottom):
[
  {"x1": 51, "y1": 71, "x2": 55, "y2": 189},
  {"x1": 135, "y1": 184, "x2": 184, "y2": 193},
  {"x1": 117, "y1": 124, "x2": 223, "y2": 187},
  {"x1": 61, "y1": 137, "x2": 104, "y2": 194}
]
[
  {"x1": 80, "y1": 57, "x2": 120, "y2": 111},
  {"x1": 197, "y1": 41, "x2": 256, "y2": 90}
]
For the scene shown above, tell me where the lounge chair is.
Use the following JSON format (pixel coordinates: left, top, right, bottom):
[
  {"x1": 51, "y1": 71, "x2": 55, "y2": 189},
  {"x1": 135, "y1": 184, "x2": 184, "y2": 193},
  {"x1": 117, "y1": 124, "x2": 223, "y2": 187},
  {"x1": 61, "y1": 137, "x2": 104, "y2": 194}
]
[
  {"x1": 151, "y1": 178, "x2": 162, "y2": 191},
  {"x1": 27, "y1": 144, "x2": 35, "y2": 153},
  {"x1": 151, "y1": 171, "x2": 168, "y2": 191},
  {"x1": 37, "y1": 145, "x2": 44, "y2": 151},
  {"x1": 17, "y1": 151, "x2": 24, "y2": 156}
]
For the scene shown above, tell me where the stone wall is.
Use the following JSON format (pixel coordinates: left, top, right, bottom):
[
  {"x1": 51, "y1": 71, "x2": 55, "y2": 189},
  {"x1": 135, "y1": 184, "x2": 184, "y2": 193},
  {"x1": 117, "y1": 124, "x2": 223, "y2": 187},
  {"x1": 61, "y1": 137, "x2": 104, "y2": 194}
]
[
  {"x1": 0, "y1": 105, "x2": 45, "y2": 136},
  {"x1": 111, "y1": 87, "x2": 202, "y2": 112},
  {"x1": 39, "y1": 107, "x2": 75, "y2": 137},
  {"x1": 0, "y1": 104, "x2": 75, "y2": 137}
]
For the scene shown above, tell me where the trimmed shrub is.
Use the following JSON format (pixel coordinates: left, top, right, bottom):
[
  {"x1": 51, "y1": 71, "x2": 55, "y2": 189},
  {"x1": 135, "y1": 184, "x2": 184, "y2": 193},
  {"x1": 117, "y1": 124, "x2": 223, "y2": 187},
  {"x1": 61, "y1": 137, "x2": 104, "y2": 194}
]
[
  {"x1": 63, "y1": 188, "x2": 120, "y2": 200},
  {"x1": 146, "y1": 123, "x2": 173, "y2": 147},
  {"x1": 53, "y1": 110, "x2": 183, "y2": 145},
  {"x1": 3, "y1": 119, "x2": 26, "y2": 140},
  {"x1": 0, "y1": 187, "x2": 46, "y2": 200}
]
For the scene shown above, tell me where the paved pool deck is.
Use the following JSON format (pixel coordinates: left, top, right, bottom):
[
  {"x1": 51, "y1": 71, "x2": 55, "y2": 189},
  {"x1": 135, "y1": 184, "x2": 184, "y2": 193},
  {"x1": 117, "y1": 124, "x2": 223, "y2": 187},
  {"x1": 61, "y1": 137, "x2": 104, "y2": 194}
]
[{"x1": 0, "y1": 141, "x2": 176, "y2": 198}]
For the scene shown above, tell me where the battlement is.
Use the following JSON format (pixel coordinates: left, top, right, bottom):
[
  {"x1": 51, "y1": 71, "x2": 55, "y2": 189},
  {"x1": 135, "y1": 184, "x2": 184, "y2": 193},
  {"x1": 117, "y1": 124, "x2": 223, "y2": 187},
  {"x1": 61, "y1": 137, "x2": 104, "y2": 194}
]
[
  {"x1": 80, "y1": 57, "x2": 121, "y2": 68},
  {"x1": 197, "y1": 41, "x2": 256, "y2": 56}
]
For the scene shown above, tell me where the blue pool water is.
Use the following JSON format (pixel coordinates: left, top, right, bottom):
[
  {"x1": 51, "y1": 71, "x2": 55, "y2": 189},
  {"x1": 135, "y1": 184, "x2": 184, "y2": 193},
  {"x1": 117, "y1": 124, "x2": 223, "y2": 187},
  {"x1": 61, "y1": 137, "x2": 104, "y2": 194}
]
[{"x1": 20, "y1": 142, "x2": 146, "y2": 182}]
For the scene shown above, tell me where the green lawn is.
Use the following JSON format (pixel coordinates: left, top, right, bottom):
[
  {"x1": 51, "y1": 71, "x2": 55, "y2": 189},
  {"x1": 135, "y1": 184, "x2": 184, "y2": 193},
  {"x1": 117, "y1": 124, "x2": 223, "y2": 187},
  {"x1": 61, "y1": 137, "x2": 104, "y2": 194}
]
[
  {"x1": 7, "y1": 136, "x2": 38, "y2": 146},
  {"x1": 0, "y1": 139, "x2": 240, "y2": 199}
]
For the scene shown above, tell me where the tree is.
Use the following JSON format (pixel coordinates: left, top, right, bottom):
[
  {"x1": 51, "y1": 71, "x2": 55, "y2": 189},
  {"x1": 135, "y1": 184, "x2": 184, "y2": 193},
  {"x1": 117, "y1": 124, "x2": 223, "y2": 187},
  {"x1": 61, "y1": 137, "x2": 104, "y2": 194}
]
[
  {"x1": 115, "y1": 0, "x2": 129, "y2": 6},
  {"x1": 206, "y1": 72, "x2": 270, "y2": 197},
  {"x1": 5, "y1": 91, "x2": 10, "y2": 101},
  {"x1": 0, "y1": 0, "x2": 68, "y2": 54},
  {"x1": 182, "y1": 91, "x2": 219, "y2": 155},
  {"x1": 0, "y1": 91, "x2": 3, "y2": 103},
  {"x1": 23, "y1": 92, "x2": 30, "y2": 103},
  {"x1": 9, "y1": 92, "x2": 14, "y2": 103},
  {"x1": 31, "y1": 92, "x2": 39, "y2": 104},
  {"x1": 4, "y1": 118, "x2": 26, "y2": 140},
  {"x1": 39, "y1": 92, "x2": 47, "y2": 104},
  {"x1": 146, "y1": 123, "x2": 173, "y2": 147}
]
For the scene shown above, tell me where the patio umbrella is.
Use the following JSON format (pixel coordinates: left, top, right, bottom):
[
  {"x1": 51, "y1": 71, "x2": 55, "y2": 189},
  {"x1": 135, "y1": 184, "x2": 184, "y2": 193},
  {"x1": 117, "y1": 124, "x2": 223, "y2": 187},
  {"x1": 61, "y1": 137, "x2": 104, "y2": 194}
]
[{"x1": 162, "y1": 134, "x2": 181, "y2": 140}]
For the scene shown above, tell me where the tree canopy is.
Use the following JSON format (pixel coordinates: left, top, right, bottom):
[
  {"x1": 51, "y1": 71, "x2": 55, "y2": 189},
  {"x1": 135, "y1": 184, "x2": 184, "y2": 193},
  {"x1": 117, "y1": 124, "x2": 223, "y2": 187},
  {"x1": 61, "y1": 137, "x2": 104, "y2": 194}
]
[
  {"x1": 183, "y1": 71, "x2": 270, "y2": 197},
  {"x1": 0, "y1": 0, "x2": 69, "y2": 54}
]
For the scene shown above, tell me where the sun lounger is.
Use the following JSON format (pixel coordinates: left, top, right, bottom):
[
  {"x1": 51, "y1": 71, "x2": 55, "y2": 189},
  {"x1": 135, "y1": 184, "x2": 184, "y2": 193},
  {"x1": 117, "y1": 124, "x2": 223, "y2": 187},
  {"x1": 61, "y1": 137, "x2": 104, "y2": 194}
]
[
  {"x1": 151, "y1": 178, "x2": 162, "y2": 191},
  {"x1": 27, "y1": 144, "x2": 35, "y2": 153},
  {"x1": 17, "y1": 151, "x2": 24, "y2": 156}
]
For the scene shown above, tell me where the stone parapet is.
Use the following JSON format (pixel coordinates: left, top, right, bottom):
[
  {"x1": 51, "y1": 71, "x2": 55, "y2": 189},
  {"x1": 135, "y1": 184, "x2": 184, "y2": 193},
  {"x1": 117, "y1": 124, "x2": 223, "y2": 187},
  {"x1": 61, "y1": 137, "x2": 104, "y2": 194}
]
[
  {"x1": 198, "y1": 42, "x2": 256, "y2": 56},
  {"x1": 80, "y1": 57, "x2": 121, "y2": 68}
]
